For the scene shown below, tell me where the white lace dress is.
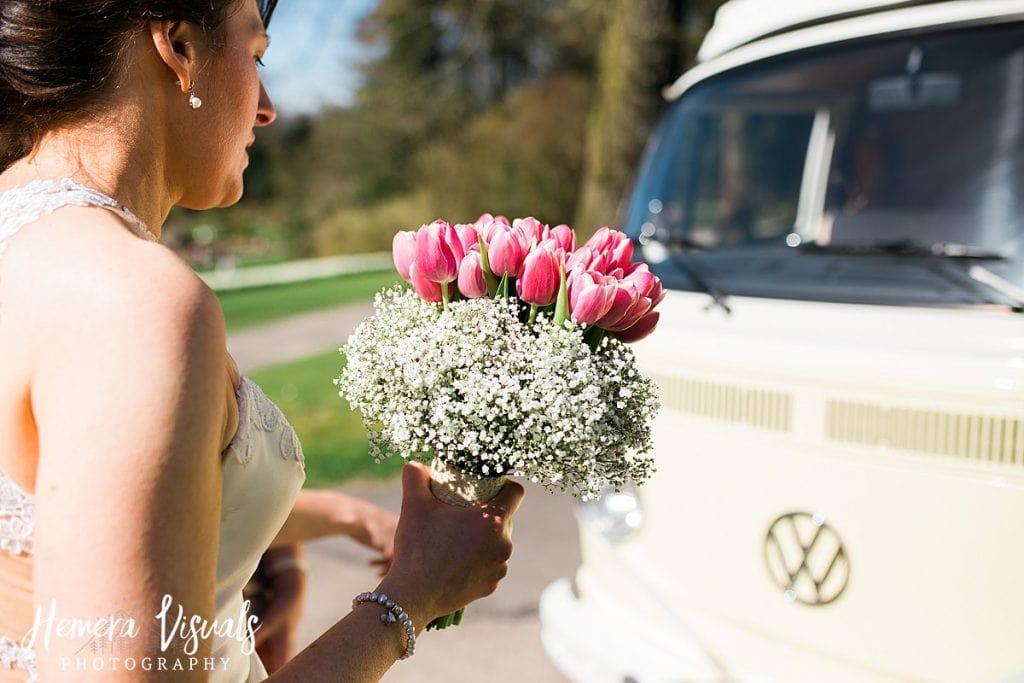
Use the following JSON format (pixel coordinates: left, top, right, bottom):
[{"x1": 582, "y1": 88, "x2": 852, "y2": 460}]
[{"x1": 0, "y1": 179, "x2": 306, "y2": 682}]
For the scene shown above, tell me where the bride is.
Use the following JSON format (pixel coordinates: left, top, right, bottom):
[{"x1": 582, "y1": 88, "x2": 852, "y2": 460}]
[{"x1": 0, "y1": 0, "x2": 524, "y2": 680}]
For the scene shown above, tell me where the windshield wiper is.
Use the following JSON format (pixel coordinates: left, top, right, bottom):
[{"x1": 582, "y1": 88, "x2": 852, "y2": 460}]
[
  {"x1": 798, "y1": 239, "x2": 1007, "y2": 260},
  {"x1": 800, "y1": 239, "x2": 1021, "y2": 310},
  {"x1": 965, "y1": 264, "x2": 1024, "y2": 311},
  {"x1": 663, "y1": 247, "x2": 732, "y2": 314}
]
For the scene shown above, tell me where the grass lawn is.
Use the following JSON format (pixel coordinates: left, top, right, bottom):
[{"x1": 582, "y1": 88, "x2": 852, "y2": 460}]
[
  {"x1": 217, "y1": 270, "x2": 400, "y2": 332},
  {"x1": 249, "y1": 349, "x2": 404, "y2": 488}
]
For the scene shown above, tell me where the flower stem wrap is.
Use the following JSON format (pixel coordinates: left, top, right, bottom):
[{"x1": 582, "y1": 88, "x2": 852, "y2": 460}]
[{"x1": 429, "y1": 457, "x2": 508, "y2": 507}]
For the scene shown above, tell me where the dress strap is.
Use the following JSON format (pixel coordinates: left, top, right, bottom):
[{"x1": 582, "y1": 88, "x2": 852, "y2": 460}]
[{"x1": 0, "y1": 177, "x2": 156, "y2": 255}]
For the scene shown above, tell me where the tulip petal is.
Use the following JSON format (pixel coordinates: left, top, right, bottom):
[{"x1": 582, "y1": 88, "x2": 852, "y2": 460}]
[
  {"x1": 517, "y1": 248, "x2": 561, "y2": 306},
  {"x1": 408, "y1": 261, "x2": 443, "y2": 303},
  {"x1": 606, "y1": 295, "x2": 652, "y2": 332},
  {"x1": 457, "y1": 252, "x2": 488, "y2": 299},
  {"x1": 392, "y1": 231, "x2": 417, "y2": 281},
  {"x1": 488, "y1": 229, "x2": 526, "y2": 277},
  {"x1": 596, "y1": 285, "x2": 639, "y2": 329},
  {"x1": 415, "y1": 221, "x2": 460, "y2": 283},
  {"x1": 613, "y1": 310, "x2": 660, "y2": 343}
]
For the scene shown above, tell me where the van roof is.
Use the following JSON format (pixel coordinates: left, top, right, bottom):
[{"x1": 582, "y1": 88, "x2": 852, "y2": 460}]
[
  {"x1": 698, "y1": 0, "x2": 924, "y2": 62},
  {"x1": 665, "y1": 0, "x2": 1024, "y2": 100}
]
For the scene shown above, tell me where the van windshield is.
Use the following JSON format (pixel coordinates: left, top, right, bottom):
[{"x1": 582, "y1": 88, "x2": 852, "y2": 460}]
[{"x1": 626, "y1": 22, "x2": 1024, "y2": 308}]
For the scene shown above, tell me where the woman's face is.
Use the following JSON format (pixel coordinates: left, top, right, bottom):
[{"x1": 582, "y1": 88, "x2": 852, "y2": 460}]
[{"x1": 178, "y1": 0, "x2": 276, "y2": 208}]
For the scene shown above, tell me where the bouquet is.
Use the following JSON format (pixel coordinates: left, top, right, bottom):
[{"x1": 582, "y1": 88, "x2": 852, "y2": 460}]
[{"x1": 336, "y1": 214, "x2": 662, "y2": 628}]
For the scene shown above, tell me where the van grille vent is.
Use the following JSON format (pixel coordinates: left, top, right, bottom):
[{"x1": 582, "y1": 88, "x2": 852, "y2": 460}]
[
  {"x1": 825, "y1": 400, "x2": 1024, "y2": 464},
  {"x1": 654, "y1": 375, "x2": 793, "y2": 432}
]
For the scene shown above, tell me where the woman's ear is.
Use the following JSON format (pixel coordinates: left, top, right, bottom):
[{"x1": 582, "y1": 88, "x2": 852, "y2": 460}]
[{"x1": 149, "y1": 20, "x2": 198, "y2": 94}]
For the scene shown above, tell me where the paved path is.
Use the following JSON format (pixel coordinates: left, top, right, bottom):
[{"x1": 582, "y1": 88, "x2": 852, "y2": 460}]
[
  {"x1": 227, "y1": 303, "x2": 577, "y2": 682},
  {"x1": 227, "y1": 301, "x2": 376, "y2": 374},
  {"x1": 201, "y1": 252, "x2": 392, "y2": 291}
]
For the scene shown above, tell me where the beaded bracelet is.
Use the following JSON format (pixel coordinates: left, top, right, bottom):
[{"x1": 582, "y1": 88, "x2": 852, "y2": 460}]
[{"x1": 352, "y1": 591, "x2": 417, "y2": 660}]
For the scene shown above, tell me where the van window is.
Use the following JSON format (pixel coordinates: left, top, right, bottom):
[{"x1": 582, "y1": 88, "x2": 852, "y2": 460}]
[{"x1": 627, "y1": 23, "x2": 1024, "y2": 308}]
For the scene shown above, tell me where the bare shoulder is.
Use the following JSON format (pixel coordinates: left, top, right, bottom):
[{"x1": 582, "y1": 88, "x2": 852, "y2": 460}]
[
  {"x1": 20, "y1": 206, "x2": 234, "y2": 471},
  {"x1": 6, "y1": 205, "x2": 225, "y2": 353}
]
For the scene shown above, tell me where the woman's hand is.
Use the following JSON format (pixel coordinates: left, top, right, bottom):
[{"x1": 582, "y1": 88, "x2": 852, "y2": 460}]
[
  {"x1": 345, "y1": 498, "x2": 398, "y2": 575},
  {"x1": 376, "y1": 461, "x2": 525, "y2": 623},
  {"x1": 264, "y1": 464, "x2": 524, "y2": 681},
  {"x1": 272, "y1": 490, "x2": 397, "y2": 574}
]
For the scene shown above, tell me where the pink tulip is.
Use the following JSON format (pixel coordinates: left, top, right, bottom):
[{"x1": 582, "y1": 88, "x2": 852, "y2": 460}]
[
  {"x1": 605, "y1": 294, "x2": 653, "y2": 332},
  {"x1": 457, "y1": 252, "x2": 488, "y2": 299},
  {"x1": 454, "y1": 223, "x2": 479, "y2": 254},
  {"x1": 514, "y1": 217, "x2": 549, "y2": 248},
  {"x1": 614, "y1": 310, "x2": 660, "y2": 343},
  {"x1": 551, "y1": 224, "x2": 576, "y2": 252},
  {"x1": 566, "y1": 246, "x2": 595, "y2": 273},
  {"x1": 517, "y1": 247, "x2": 561, "y2": 306},
  {"x1": 392, "y1": 230, "x2": 417, "y2": 281},
  {"x1": 567, "y1": 243, "x2": 613, "y2": 274},
  {"x1": 609, "y1": 238, "x2": 634, "y2": 271},
  {"x1": 487, "y1": 228, "x2": 526, "y2": 277},
  {"x1": 586, "y1": 261, "x2": 666, "y2": 337},
  {"x1": 625, "y1": 264, "x2": 665, "y2": 306},
  {"x1": 568, "y1": 270, "x2": 616, "y2": 324},
  {"x1": 409, "y1": 261, "x2": 443, "y2": 303},
  {"x1": 588, "y1": 250, "x2": 612, "y2": 275},
  {"x1": 581, "y1": 227, "x2": 634, "y2": 273},
  {"x1": 415, "y1": 220, "x2": 461, "y2": 283},
  {"x1": 596, "y1": 284, "x2": 639, "y2": 330},
  {"x1": 624, "y1": 265, "x2": 656, "y2": 293},
  {"x1": 474, "y1": 214, "x2": 510, "y2": 242},
  {"x1": 584, "y1": 226, "x2": 614, "y2": 252}
]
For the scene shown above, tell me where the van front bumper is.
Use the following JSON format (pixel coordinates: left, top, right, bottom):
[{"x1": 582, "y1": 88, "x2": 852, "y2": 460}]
[{"x1": 539, "y1": 577, "x2": 721, "y2": 683}]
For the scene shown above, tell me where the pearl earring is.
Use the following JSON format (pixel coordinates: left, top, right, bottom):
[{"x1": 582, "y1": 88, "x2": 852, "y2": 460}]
[
  {"x1": 175, "y1": 79, "x2": 202, "y2": 109},
  {"x1": 187, "y1": 82, "x2": 203, "y2": 109}
]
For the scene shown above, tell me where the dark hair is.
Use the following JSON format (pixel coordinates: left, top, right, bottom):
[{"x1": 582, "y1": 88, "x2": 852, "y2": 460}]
[{"x1": 0, "y1": 0, "x2": 279, "y2": 171}]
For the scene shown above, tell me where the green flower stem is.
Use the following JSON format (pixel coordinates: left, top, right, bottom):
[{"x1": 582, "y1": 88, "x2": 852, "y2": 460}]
[
  {"x1": 426, "y1": 608, "x2": 464, "y2": 631},
  {"x1": 553, "y1": 262, "x2": 569, "y2": 325},
  {"x1": 584, "y1": 325, "x2": 606, "y2": 351},
  {"x1": 495, "y1": 273, "x2": 509, "y2": 300},
  {"x1": 527, "y1": 304, "x2": 538, "y2": 326},
  {"x1": 478, "y1": 235, "x2": 499, "y2": 297},
  {"x1": 441, "y1": 282, "x2": 450, "y2": 310}
]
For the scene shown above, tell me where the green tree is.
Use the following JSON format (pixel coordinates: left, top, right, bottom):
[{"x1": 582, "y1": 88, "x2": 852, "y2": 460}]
[{"x1": 575, "y1": 0, "x2": 724, "y2": 233}]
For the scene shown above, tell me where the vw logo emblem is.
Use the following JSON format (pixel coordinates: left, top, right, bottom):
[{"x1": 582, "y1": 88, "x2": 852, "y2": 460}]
[{"x1": 764, "y1": 512, "x2": 849, "y2": 606}]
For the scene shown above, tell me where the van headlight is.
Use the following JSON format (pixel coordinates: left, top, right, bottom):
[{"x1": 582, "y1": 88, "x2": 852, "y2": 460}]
[{"x1": 575, "y1": 484, "x2": 645, "y2": 542}]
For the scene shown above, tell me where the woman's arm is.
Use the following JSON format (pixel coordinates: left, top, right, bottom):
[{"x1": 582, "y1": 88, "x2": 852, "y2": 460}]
[
  {"x1": 267, "y1": 462, "x2": 524, "y2": 682},
  {"x1": 270, "y1": 490, "x2": 397, "y2": 564},
  {"x1": 31, "y1": 235, "x2": 230, "y2": 680}
]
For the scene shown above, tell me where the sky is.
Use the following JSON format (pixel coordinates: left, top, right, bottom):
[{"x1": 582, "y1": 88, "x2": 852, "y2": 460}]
[{"x1": 259, "y1": 0, "x2": 379, "y2": 116}]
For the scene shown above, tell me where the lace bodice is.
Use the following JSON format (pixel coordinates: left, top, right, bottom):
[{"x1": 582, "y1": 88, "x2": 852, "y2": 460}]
[
  {"x1": 0, "y1": 179, "x2": 306, "y2": 682},
  {"x1": 0, "y1": 472, "x2": 32, "y2": 558}
]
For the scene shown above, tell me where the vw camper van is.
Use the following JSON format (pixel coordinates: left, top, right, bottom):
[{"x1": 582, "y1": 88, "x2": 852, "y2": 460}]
[{"x1": 540, "y1": 1, "x2": 1024, "y2": 681}]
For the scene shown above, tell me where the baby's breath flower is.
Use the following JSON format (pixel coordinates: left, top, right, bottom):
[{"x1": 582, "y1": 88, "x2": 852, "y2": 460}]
[{"x1": 337, "y1": 287, "x2": 657, "y2": 498}]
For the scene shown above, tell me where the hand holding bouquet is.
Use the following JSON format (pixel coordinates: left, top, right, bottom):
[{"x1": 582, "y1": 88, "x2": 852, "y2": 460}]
[{"x1": 337, "y1": 214, "x2": 662, "y2": 628}]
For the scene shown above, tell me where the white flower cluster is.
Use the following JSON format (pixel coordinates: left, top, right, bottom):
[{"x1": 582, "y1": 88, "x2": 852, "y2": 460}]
[{"x1": 337, "y1": 287, "x2": 657, "y2": 498}]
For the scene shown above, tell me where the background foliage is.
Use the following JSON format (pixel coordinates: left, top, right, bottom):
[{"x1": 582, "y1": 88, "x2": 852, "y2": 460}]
[{"x1": 166, "y1": 0, "x2": 727, "y2": 268}]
